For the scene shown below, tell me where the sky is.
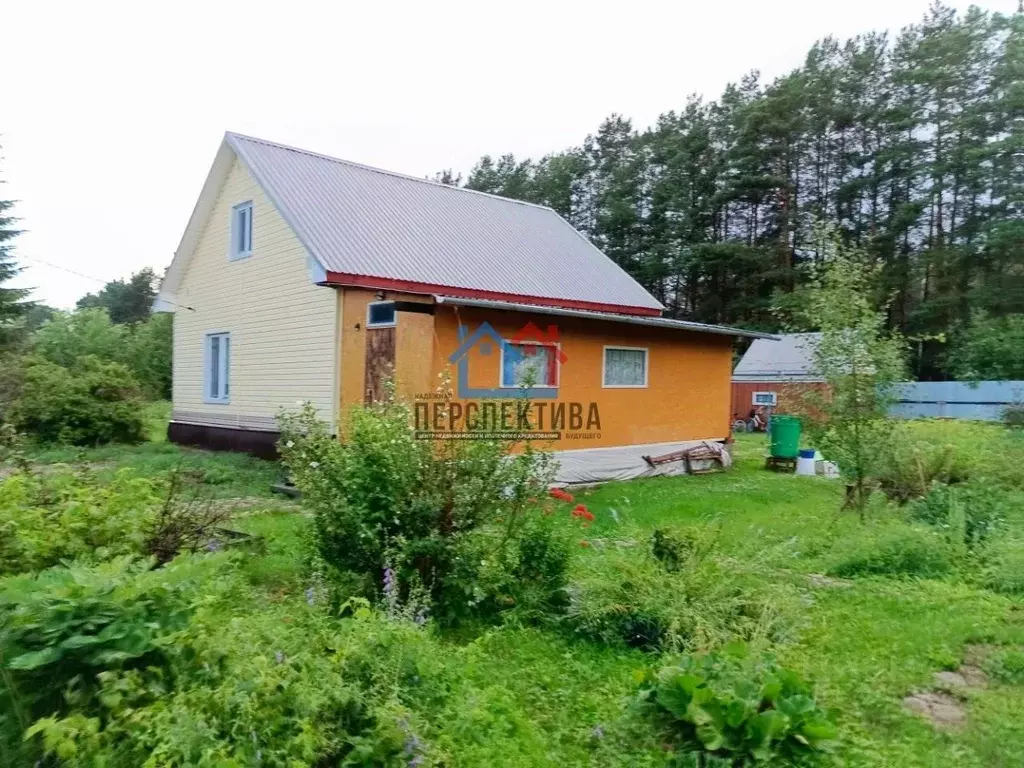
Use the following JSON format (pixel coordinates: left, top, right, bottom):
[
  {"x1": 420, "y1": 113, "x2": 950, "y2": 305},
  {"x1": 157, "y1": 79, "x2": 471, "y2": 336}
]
[{"x1": 4, "y1": 0, "x2": 1017, "y2": 308}]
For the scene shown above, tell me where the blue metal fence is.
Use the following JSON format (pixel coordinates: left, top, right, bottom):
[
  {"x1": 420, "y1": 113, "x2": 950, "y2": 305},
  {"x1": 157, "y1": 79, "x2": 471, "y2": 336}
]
[{"x1": 888, "y1": 381, "x2": 1024, "y2": 421}]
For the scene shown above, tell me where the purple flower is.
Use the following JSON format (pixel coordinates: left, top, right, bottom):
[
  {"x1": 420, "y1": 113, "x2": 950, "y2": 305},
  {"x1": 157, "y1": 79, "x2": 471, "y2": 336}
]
[
  {"x1": 305, "y1": 586, "x2": 317, "y2": 606},
  {"x1": 205, "y1": 539, "x2": 223, "y2": 552},
  {"x1": 274, "y1": 651, "x2": 286, "y2": 665},
  {"x1": 403, "y1": 733, "x2": 423, "y2": 755},
  {"x1": 383, "y1": 567, "x2": 396, "y2": 596},
  {"x1": 414, "y1": 609, "x2": 427, "y2": 626},
  {"x1": 591, "y1": 725, "x2": 605, "y2": 740}
]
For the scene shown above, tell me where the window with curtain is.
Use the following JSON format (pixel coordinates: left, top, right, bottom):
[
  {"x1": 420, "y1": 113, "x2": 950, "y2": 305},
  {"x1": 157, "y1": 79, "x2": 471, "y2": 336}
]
[
  {"x1": 206, "y1": 332, "x2": 231, "y2": 402},
  {"x1": 603, "y1": 347, "x2": 647, "y2": 387},
  {"x1": 501, "y1": 342, "x2": 559, "y2": 387}
]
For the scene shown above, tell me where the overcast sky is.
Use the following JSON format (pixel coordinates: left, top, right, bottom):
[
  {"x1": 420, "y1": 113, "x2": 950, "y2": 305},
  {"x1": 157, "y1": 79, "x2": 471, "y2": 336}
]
[{"x1": 5, "y1": 0, "x2": 1015, "y2": 308}]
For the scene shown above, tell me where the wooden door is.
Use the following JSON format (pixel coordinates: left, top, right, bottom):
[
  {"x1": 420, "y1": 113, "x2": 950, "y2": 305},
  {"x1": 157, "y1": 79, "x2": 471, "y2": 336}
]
[{"x1": 364, "y1": 327, "x2": 396, "y2": 403}]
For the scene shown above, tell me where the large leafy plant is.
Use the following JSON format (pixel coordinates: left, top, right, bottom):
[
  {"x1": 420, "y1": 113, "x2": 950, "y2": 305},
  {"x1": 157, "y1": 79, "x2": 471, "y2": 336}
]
[
  {"x1": 0, "y1": 556, "x2": 211, "y2": 763},
  {"x1": 638, "y1": 646, "x2": 836, "y2": 765}
]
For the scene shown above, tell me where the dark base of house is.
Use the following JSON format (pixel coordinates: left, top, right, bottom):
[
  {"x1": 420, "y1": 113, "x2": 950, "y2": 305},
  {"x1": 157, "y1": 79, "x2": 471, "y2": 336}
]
[{"x1": 168, "y1": 421, "x2": 281, "y2": 460}]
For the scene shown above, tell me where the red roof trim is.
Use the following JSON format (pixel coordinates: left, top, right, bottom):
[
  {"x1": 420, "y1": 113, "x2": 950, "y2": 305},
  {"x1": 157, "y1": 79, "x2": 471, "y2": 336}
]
[{"x1": 323, "y1": 272, "x2": 663, "y2": 317}]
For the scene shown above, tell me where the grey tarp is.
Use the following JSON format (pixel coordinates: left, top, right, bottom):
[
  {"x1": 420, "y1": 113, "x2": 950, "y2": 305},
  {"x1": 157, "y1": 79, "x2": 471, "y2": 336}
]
[{"x1": 550, "y1": 439, "x2": 732, "y2": 485}]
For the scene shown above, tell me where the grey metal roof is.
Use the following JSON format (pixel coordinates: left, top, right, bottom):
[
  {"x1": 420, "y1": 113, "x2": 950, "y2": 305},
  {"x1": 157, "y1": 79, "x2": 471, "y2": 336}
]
[
  {"x1": 732, "y1": 333, "x2": 823, "y2": 381},
  {"x1": 225, "y1": 133, "x2": 663, "y2": 313},
  {"x1": 434, "y1": 296, "x2": 777, "y2": 340}
]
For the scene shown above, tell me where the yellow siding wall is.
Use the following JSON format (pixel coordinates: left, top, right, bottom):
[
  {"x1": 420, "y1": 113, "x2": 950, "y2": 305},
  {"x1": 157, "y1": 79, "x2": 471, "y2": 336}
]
[{"x1": 172, "y1": 155, "x2": 338, "y2": 430}]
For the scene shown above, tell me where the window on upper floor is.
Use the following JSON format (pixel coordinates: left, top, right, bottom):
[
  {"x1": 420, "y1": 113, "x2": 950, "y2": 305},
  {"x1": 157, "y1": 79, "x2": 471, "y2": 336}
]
[
  {"x1": 603, "y1": 346, "x2": 648, "y2": 388},
  {"x1": 205, "y1": 332, "x2": 231, "y2": 403},
  {"x1": 230, "y1": 201, "x2": 253, "y2": 260}
]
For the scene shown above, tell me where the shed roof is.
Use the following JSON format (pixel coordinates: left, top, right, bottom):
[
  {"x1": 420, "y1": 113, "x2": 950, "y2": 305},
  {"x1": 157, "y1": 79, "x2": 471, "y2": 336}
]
[
  {"x1": 176, "y1": 133, "x2": 663, "y2": 315},
  {"x1": 732, "y1": 333, "x2": 823, "y2": 382}
]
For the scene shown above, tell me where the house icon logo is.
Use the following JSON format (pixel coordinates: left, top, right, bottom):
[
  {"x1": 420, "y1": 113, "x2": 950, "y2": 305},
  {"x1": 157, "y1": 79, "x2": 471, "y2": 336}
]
[{"x1": 448, "y1": 321, "x2": 567, "y2": 399}]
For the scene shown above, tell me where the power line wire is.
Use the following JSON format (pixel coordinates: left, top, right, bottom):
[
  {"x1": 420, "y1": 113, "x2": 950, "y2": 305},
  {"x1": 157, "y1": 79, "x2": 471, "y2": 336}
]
[{"x1": 19, "y1": 255, "x2": 195, "y2": 312}]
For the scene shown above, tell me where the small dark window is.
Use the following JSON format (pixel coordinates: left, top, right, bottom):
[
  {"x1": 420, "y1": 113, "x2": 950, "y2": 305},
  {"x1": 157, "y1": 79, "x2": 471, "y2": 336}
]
[{"x1": 366, "y1": 301, "x2": 396, "y2": 328}]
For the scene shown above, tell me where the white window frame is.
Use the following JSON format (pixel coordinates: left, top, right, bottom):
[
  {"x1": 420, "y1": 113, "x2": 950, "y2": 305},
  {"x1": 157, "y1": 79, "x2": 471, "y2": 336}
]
[
  {"x1": 366, "y1": 300, "x2": 397, "y2": 329},
  {"x1": 752, "y1": 391, "x2": 778, "y2": 407},
  {"x1": 204, "y1": 332, "x2": 231, "y2": 404},
  {"x1": 602, "y1": 345, "x2": 649, "y2": 388},
  {"x1": 230, "y1": 201, "x2": 253, "y2": 260},
  {"x1": 499, "y1": 340, "x2": 561, "y2": 389}
]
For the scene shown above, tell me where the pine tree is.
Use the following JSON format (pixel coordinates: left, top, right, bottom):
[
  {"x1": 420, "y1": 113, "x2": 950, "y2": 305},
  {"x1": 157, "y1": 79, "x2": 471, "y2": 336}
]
[
  {"x1": 440, "y1": 2, "x2": 1017, "y2": 378},
  {"x1": 0, "y1": 150, "x2": 30, "y2": 352}
]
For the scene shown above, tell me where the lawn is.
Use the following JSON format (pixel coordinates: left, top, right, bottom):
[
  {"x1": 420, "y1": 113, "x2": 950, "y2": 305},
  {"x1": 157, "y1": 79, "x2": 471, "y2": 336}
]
[{"x1": 4, "y1": 420, "x2": 1024, "y2": 766}]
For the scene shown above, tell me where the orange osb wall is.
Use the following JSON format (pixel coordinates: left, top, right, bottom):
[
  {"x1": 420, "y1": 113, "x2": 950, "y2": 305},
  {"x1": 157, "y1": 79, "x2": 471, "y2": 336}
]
[
  {"x1": 730, "y1": 381, "x2": 829, "y2": 422},
  {"x1": 431, "y1": 305, "x2": 734, "y2": 449},
  {"x1": 338, "y1": 289, "x2": 436, "y2": 432}
]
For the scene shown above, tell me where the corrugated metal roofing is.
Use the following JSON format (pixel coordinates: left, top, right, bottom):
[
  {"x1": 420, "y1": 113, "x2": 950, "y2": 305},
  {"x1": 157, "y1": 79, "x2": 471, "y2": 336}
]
[
  {"x1": 732, "y1": 333, "x2": 823, "y2": 381},
  {"x1": 225, "y1": 133, "x2": 664, "y2": 313},
  {"x1": 434, "y1": 296, "x2": 778, "y2": 340}
]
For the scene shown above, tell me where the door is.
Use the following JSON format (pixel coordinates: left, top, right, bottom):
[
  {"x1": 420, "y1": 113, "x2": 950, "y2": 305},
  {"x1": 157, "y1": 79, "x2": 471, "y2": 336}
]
[{"x1": 364, "y1": 327, "x2": 396, "y2": 403}]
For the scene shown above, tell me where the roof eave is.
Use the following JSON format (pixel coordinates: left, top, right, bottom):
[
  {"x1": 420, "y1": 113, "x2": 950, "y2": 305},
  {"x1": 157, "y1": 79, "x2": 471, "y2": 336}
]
[
  {"x1": 322, "y1": 271, "x2": 664, "y2": 317},
  {"x1": 431, "y1": 295, "x2": 777, "y2": 340}
]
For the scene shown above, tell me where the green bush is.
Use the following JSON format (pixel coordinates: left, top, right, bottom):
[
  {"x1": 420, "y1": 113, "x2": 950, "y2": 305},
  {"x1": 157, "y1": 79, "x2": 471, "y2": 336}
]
[
  {"x1": 279, "y1": 400, "x2": 566, "y2": 625},
  {"x1": 566, "y1": 539, "x2": 790, "y2": 652},
  {"x1": 9, "y1": 356, "x2": 145, "y2": 445},
  {"x1": 1004, "y1": 403, "x2": 1024, "y2": 430},
  {"x1": 908, "y1": 482, "x2": 1005, "y2": 550},
  {"x1": 32, "y1": 308, "x2": 173, "y2": 401},
  {"x1": 32, "y1": 309, "x2": 128, "y2": 370},
  {"x1": 0, "y1": 468, "x2": 160, "y2": 574},
  {"x1": 876, "y1": 428, "x2": 973, "y2": 504},
  {"x1": 638, "y1": 646, "x2": 836, "y2": 765},
  {"x1": 983, "y1": 646, "x2": 1024, "y2": 685},
  {"x1": 826, "y1": 524, "x2": 955, "y2": 579},
  {"x1": 982, "y1": 537, "x2": 1024, "y2": 595}
]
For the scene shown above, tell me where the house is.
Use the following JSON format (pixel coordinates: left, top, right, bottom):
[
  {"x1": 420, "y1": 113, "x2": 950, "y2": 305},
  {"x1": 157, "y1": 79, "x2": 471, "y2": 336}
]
[
  {"x1": 731, "y1": 333, "x2": 825, "y2": 422},
  {"x1": 156, "y1": 132, "x2": 773, "y2": 482}
]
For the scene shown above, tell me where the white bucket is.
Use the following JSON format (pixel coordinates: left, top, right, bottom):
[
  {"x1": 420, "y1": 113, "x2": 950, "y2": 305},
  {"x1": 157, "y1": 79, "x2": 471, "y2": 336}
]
[{"x1": 796, "y1": 456, "x2": 817, "y2": 476}]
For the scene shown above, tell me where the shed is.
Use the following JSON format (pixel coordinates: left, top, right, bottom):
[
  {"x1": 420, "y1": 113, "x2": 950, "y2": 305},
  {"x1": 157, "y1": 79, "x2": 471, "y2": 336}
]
[{"x1": 731, "y1": 333, "x2": 825, "y2": 421}]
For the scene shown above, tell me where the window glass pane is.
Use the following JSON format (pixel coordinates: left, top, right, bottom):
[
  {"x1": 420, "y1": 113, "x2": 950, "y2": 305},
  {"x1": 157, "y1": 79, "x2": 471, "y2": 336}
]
[
  {"x1": 232, "y1": 204, "x2": 252, "y2": 256},
  {"x1": 503, "y1": 343, "x2": 556, "y2": 386},
  {"x1": 604, "y1": 348, "x2": 646, "y2": 386},
  {"x1": 223, "y1": 337, "x2": 230, "y2": 397},
  {"x1": 209, "y1": 336, "x2": 220, "y2": 397},
  {"x1": 367, "y1": 302, "x2": 395, "y2": 326}
]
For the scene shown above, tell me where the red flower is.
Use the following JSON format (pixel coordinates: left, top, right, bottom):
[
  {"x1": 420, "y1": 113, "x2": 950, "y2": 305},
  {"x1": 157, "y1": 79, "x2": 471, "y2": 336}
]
[
  {"x1": 550, "y1": 488, "x2": 575, "y2": 503},
  {"x1": 571, "y1": 504, "x2": 594, "y2": 520},
  {"x1": 579, "y1": 539, "x2": 591, "y2": 547}
]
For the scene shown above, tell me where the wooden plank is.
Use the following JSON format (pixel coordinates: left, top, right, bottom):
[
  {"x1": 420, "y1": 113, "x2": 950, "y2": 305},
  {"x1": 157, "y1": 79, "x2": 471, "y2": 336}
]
[{"x1": 364, "y1": 327, "x2": 396, "y2": 404}]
